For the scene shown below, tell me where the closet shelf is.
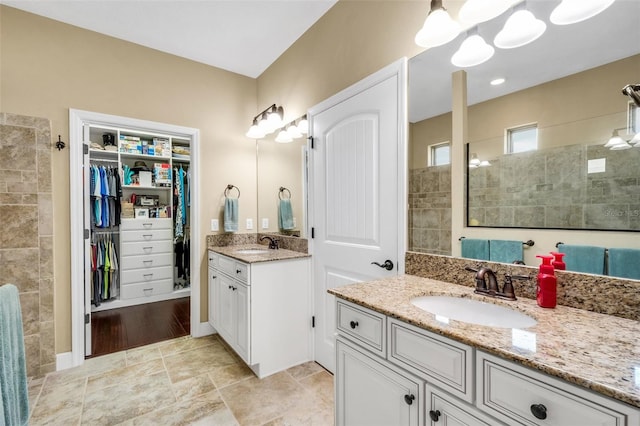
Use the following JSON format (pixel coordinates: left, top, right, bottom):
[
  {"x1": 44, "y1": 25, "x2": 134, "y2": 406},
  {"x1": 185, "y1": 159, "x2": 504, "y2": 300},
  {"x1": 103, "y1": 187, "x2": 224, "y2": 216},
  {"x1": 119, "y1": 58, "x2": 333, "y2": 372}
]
[
  {"x1": 122, "y1": 185, "x2": 171, "y2": 190},
  {"x1": 120, "y1": 152, "x2": 171, "y2": 161}
]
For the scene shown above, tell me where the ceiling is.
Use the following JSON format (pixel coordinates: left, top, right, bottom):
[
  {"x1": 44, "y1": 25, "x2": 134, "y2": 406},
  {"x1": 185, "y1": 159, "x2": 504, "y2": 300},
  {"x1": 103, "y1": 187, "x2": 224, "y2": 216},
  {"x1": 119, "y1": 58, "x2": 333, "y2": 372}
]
[
  {"x1": 409, "y1": 0, "x2": 640, "y2": 122},
  {"x1": 1, "y1": 0, "x2": 338, "y2": 78}
]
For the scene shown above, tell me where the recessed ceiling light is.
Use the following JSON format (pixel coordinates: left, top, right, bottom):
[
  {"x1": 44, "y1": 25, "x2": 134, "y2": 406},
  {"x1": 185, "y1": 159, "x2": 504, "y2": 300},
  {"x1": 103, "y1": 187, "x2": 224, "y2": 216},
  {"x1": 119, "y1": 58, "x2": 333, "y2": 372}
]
[{"x1": 490, "y1": 78, "x2": 506, "y2": 86}]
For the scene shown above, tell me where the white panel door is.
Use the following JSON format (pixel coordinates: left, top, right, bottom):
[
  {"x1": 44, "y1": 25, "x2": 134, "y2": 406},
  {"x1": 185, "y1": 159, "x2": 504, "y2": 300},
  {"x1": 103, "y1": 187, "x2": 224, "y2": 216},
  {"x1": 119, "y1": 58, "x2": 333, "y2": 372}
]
[{"x1": 310, "y1": 60, "x2": 407, "y2": 372}]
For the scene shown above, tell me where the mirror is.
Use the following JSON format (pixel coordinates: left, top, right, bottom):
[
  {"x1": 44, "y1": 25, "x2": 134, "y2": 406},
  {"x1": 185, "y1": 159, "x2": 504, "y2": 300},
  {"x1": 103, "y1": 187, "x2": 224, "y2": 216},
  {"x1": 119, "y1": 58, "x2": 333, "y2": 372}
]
[
  {"x1": 256, "y1": 137, "x2": 307, "y2": 238},
  {"x1": 408, "y1": 1, "x2": 640, "y2": 261}
]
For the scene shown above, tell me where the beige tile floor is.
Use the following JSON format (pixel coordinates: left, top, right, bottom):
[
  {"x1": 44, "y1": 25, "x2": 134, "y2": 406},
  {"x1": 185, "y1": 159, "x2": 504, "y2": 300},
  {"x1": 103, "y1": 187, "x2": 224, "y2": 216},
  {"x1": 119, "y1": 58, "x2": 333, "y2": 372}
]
[{"x1": 27, "y1": 335, "x2": 335, "y2": 425}]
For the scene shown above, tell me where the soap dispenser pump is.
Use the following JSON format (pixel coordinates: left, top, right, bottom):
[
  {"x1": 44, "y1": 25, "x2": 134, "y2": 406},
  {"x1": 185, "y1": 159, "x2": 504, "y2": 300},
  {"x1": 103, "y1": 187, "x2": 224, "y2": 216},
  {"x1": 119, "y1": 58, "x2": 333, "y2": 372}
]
[
  {"x1": 550, "y1": 252, "x2": 566, "y2": 270},
  {"x1": 536, "y1": 255, "x2": 557, "y2": 308}
]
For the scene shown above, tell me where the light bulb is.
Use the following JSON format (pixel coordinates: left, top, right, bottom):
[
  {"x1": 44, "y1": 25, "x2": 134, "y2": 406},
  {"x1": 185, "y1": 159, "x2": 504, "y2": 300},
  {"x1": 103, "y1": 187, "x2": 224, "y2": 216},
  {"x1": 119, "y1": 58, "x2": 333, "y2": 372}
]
[
  {"x1": 550, "y1": 0, "x2": 615, "y2": 25},
  {"x1": 494, "y1": 9, "x2": 547, "y2": 49},
  {"x1": 275, "y1": 129, "x2": 293, "y2": 143},
  {"x1": 452, "y1": 34, "x2": 494, "y2": 68},
  {"x1": 297, "y1": 117, "x2": 308, "y2": 134},
  {"x1": 415, "y1": 7, "x2": 461, "y2": 48},
  {"x1": 245, "y1": 122, "x2": 265, "y2": 139},
  {"x1": 287, "y1": 124, "x2": 303, "y2": 139}
]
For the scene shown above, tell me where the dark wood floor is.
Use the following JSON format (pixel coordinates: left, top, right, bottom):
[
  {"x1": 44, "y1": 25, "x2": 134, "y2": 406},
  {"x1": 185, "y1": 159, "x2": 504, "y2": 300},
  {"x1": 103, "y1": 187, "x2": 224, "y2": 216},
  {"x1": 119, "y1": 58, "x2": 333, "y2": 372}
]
[{"x1": 89, "y1": 297, "x2": 190, "y2": 358}]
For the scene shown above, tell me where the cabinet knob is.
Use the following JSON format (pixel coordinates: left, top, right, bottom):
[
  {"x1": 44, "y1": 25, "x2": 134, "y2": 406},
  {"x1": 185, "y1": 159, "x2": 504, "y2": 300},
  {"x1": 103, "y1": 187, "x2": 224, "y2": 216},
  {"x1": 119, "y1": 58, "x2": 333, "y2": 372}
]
[
  {"x1": 349, "y1": 320, "x2": 359, "y2": 329},
  {"x1": 530, "y1": 404, "x2": 547, "y2": 420},
  {"x1": 428, "y1": 410, "x2": 441, "y2": 422},
  {"x1": 212, "y1": 275, "x2": 217, "y2": 279},
  {"x1": 403, "y1": 394, "x2": 415, "y2": 405},
  {"x1": 236, "y1": 269, "x2": 241, "y2": 274},
  {"x1": 228, "y1": 285, "x2": 233, "y2": 290}
]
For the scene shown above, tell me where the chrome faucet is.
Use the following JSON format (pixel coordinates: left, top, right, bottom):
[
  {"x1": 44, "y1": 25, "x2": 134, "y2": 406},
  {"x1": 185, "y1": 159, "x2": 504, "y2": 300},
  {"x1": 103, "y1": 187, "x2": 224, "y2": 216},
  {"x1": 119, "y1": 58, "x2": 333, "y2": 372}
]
[{"x1": 260, "y1": 235, "x2": 279, "y2": 250}]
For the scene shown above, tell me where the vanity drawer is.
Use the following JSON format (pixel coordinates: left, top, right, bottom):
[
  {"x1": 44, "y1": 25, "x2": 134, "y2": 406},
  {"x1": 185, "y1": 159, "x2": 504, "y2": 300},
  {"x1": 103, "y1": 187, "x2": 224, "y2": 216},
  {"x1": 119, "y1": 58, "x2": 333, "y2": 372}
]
[
  {"x1": 120, "y1": 279, "x2": 173, "y2": 300},
  {"x1": 476, "y1": 351, "x2": 632, "y2": 426},
  {"x1": 121, "y1": 265, "x2": 173, "y2": 285},
  {"x1": 208, "y1": 251, "x2": 219, "y2": 269},
  {"x1": 388, "y1": 318, "x2": 474, "y2": 403},
  {"x1": 120, "y1": 229, "x2": 173, "y2": 243},
  {"x1": 121, "y1": 241, "x2": 173, "y2": 256},
  {"x1": 120, "y1": 218, "x2": 172, "y2": 231},
  {"x1": 336, "y1": 300, "x2": 386, "y2": 356},
  {"x1": 120, "y1": 253, "x2": 173, "y2": 271},
  {"x1": 217, "y1": 254, "x2": 249, "y2": 283}
]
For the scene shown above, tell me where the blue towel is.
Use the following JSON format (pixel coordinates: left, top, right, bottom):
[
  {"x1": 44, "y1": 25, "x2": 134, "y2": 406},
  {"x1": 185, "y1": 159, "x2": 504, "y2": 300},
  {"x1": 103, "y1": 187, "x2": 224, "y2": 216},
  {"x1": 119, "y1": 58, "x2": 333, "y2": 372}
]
[
  {"x1": 0, "y1": 284, "x2": 29, "y2": 426},
  {"x1": 489, "y1": 240, "x2": 524, "y2": 264},
  {"x1": 223, "y1": 198, "x2": 238, "y2": 232},
  {"x1": 558, "y1": 244, "x2": 606, "y2": 275},
  {"x1": 278, "y1": 199, "x2": 294, "y2": 230},
  {"x1": 608, "y1": 248, "x2": 640, "y2": 280},
  {"x1": 461, "y1": 239, "x2": 490, "y2": 261}
]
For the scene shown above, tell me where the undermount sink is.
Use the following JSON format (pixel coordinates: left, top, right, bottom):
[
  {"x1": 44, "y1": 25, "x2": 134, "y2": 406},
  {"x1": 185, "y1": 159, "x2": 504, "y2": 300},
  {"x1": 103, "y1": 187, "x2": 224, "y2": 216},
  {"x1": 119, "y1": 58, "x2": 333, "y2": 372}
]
[
  {"x1": 411, "y1": 295, "x2": 537, "y2": 329},
  {"x1": 234, "y1": 248, "x2": 270, "y2": 255}
]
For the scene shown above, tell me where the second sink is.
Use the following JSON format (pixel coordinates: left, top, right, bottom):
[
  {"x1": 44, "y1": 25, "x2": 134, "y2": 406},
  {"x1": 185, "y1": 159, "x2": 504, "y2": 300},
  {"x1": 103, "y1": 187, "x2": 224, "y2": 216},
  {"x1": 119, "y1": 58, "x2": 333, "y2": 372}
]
[{"x1": 411, "y1": 295, "x2": 537, "y2": 329}]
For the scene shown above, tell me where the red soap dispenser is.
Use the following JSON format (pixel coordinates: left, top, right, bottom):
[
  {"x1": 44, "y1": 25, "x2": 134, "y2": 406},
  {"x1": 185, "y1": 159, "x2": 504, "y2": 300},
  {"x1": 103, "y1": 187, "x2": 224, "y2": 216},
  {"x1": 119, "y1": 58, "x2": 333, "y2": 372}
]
[
  {"x1": 550, "y1": 252, "x2": 566, "y2": 270},
  {"x1": 536, "y1": 255, "x2": 557, "y2": 308}
]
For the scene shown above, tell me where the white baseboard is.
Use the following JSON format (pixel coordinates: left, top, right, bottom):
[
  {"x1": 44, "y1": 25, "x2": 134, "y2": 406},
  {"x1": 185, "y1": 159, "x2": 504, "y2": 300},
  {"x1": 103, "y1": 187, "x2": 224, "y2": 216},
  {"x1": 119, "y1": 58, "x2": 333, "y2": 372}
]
[
  {"x1": 196, "y1": 321, "x2": 215, "y2": 338},
  {"x1": 56, "y1": 352, "x2": 74, "y2": 372}
]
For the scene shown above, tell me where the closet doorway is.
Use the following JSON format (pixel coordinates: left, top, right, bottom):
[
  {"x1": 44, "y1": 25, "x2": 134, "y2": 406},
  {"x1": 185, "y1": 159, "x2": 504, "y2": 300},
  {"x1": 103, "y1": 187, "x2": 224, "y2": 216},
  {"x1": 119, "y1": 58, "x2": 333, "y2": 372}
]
[{"x1": 69, "y1": 109, "x2": 202, "y2": 367}]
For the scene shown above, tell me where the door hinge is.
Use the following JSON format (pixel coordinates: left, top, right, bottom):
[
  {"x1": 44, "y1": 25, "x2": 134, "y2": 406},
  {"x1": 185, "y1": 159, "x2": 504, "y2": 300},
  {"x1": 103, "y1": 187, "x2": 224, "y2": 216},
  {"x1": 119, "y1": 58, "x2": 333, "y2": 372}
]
[
  {"x1": 84, "y1": 313, "x2": 90, "y2": 324},
  {"x1": 83, "y1": 143, "x2": 89, "y2": 155},
  {"x1": 308, "y1": 136, "x2": 314, "y2": 149},
  {"x1": 84, "y1": 229, "x2": 90, "y2": 239},
  {"x1": 312, "y1": 316, "x2": 315, "y2": 328},
  {"x1": 311, "y1": 227, "x2": 315, "y2": 238}
]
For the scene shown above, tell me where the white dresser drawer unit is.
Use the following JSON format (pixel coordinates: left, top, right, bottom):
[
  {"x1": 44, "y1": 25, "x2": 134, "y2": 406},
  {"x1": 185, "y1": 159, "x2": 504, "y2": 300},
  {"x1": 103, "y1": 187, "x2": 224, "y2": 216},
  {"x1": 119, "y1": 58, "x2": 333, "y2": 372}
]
[
  {"x1": 120, "y1": 218, "x2": 173, "y2": 231},
  {"x1": 119, "y1": 253, "x2": 173, "y2": 271},
  {"x1": 388, "y1": 318, "x2": 474, "y2": 403},
  {"x1": 217, "y1": 255, "x2": 249, "y2": 283},
  {"x1": 120, "y1": 279, "x2": 173, "y2": 300},
  {"x1": 476, "y1": 351, "x2": 636, "y2": 426},
  {"x1": 120, "y1": 229, "x2": 173, "y2": 243},
  {"x1": 336, "y1": 300, "x2": 386, "y2": 356},
  {"x1": 120, "y1": 241, "x2": 173, "y2": 256},
  {"x1": 121, "y1": 265, "x2": 173, "y2": 285}
]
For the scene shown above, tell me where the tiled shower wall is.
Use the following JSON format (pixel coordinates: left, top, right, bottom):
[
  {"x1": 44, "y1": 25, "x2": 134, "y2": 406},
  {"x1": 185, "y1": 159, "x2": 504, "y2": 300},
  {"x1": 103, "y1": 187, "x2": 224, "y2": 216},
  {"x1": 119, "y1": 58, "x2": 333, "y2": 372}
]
[
  {"x1": 0, "y1": 113, "x2": 55, "y2": 377},
  {"x1": 468, "y1": 144, "x2": 640, "y2": 230},
  {"x1": 408, "y1": 165, "x2": 452, "y2": 255}
]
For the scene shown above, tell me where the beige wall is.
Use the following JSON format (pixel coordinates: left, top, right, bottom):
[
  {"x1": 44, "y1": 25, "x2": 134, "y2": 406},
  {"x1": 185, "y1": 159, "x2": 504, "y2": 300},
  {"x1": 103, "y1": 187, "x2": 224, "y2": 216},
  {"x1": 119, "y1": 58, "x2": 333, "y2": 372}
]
[{"x1": 1, "y1": 5, "x2": 258, "y2": 354}]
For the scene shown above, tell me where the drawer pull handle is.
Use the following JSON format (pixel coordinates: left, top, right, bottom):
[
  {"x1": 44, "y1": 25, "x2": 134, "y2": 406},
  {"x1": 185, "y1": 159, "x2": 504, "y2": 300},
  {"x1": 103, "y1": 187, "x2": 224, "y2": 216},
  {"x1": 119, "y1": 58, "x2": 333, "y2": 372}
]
[
  {"x1": 349, "y1": 320, "x2": 359, "y2": 329},
  {"x1": 403, "y1": 394, "x2": 415, "y2": 406},
  {"x1": 428, "y1": 410, "x2": 441, "y2": 421},
  {"x1": 530, "y1": 404, "x2": 547, "y2": 420},
  {"x1": 142, "y1": 234, "x2": 153, "y2": 239},
  {"x1": 143, "y1": 260, "x2": 153, "y2": 265},
  {"x1": 143, "y1": 288, "x2": 153, "y2": 292},
  {"x1": 142, "y1": 223, "x2": 153, "y2": 228},
  {"x1": 143, "y1": 274, "x2": 153, "y2": 280},
  {"x1": 143, "y1": 247, "x2": 153, "y2": 253}
]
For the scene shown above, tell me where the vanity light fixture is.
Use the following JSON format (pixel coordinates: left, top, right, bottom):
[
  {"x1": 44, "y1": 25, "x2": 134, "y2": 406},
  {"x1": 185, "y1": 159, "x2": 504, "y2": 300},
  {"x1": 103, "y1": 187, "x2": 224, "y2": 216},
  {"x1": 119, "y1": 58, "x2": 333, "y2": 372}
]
[
  {"x1": 550, "y1": 0, "x2": 615, "y2": 25},
  {"x1": 275, "y1": 128, "x2": 293, "y2": 143},
  {"x1": 246, "y1": 104, "x2": 285, "y2": 139},
  {"x1": 246, "y1": 117, "x2": 266, "y2": 139},
  {"x1": 494, "y1": 4, "x2": 546, "y2": 49},
  {"x1": 459, "y1": 0, "x2": 516, "y2": 25},
  {"x1": 604, "y1": 129, "x2": 632, "y2": 150},
  {"x1": 452, "y1": 29, "x2": 494, "y2": 68},
  {"x1": 469, "y1": 153, "x2": 481, "y2": 167},
  {"x1": 415, "y1": 0, "x2": 461, "y2": 48}
]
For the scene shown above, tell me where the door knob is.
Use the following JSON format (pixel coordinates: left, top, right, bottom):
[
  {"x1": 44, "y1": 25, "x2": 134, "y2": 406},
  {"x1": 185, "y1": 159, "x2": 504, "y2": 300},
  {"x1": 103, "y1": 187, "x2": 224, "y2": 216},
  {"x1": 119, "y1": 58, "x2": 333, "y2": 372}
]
[{"x1": 371, "y1": 260, "x2": 394, "y2": 271}]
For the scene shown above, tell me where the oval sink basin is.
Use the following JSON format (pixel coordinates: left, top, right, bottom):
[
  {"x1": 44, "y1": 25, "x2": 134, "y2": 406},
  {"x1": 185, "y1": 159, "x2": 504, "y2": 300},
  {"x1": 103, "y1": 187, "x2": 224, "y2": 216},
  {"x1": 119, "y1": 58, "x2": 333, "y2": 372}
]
[
  {"x1": 234, "y1": 249, "x2": 270, "y2": 255},
  {"x1": 411, "y1": 296, "x2": 537, "y2": 329}
]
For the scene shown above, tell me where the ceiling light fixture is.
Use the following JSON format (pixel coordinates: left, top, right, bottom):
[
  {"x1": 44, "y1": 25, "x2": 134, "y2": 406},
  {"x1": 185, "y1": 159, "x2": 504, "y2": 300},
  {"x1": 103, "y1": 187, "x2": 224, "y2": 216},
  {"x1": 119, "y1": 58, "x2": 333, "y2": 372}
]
[
  {"x1": 459, "y1": 0, "x2": 516, "y2": 25},
  {"x1": 494, "y1": 4, "x2": 547, "y2": 49},
  {"x1": 415, "y1": 0, "x2": 461, "y2": 48},
  {"x1": 550, "y1": 0, "x2": 615, "y2": 25},
  {"x1": 452, "y1": 29, "x2": 494, "y2": 68}
]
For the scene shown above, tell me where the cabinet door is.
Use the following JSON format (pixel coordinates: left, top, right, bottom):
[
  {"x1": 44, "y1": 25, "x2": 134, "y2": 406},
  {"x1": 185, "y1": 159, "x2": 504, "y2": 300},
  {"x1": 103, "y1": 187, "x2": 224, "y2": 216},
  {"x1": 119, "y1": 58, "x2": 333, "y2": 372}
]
[
  {"x1": 336, "y1": 338, "x2": 422, "y2": 426},
  {"x1": 426, "y1": 385, "x2": 498, "y2": 426},
  {"x1": 216, "y1": 274, "x2": 235, "y2": 344},
  {"x1": 234, "y1": 281, "x2": 250, "y2": 363}
]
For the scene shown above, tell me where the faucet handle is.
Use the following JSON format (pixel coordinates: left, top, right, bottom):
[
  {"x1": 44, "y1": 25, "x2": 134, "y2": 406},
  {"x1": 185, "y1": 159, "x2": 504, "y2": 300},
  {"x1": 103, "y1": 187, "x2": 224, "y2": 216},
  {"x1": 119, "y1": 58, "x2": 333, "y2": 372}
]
[
  {"x1": 501, "y1": 274, "x2": 516, "y2": 299},
  {"x1": 510, "y1": 274, "x2": 531, "y2": 281}
]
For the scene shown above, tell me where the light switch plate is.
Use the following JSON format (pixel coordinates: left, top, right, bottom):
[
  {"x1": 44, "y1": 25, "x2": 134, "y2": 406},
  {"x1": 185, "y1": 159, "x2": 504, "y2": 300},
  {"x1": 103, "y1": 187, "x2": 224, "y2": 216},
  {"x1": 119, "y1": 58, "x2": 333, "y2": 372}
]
[
  {"x1": 246, "y1": 218, "x2": 253, "y2": 230},
  {"x1": 262, "y1": 218, "x2": 269, "y2": 229},
  {"x1": 211, "y1": 219, "x2": 219, "y2": 231}
]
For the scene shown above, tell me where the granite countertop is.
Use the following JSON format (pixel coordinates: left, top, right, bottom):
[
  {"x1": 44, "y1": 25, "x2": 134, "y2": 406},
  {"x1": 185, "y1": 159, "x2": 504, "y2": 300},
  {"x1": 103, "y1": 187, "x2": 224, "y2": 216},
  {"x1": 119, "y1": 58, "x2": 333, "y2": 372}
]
[
  {"x1": 208, "y1": 244, "x2": 310, "y2": 263},
  {"x1": 328, "y1": 274, "x2": 640, "y2": 408}
]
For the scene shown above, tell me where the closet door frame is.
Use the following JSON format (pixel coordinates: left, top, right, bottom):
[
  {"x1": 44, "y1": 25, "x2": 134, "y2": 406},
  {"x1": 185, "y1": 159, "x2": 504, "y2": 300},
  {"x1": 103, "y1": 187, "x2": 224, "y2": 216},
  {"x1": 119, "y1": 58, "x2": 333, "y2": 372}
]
[{"x1": 68, "y1": 109, "x2": 203, "y2": 369}]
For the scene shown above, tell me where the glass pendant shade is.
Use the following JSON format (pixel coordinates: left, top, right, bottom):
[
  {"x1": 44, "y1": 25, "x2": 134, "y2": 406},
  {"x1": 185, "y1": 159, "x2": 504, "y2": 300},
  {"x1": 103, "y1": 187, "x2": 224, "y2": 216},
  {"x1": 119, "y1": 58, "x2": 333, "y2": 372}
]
[
  {"x1": 631, "y1": 133, "x2": 640, "y2": 146},
  {"x1": 494, "y1": 10, "x2": 547, "y2": 49},
  {"x1": 459, "y1": 0, "x2": 515, "y2": 25},
  {"x1": 266, "y1": 107, "x2": 284, "y2": 132},
  {"x1": 610, "y1": 141, "x2": 632, "y2": 150},
  {"x1": 550, "y1": 0, "x2": 615, "y2": 25},
  {"x1": 469, "y1": 153, "x2": 481, "y2": 167},
  {"x1": 604, "y1": 134, "x2": 627, "y2": 148},
  {"x1": 452, "y1": 34, "x2": 494, "y2": 67},
  {"x1": 246, "y1": 120, "x2": 265, "y2": 139},
  {"x1": 258, "y1": 112, "x2": 272, "y2": 133},
  {"x1": 479, "y1": 160, "x2": 491, "y2": 167},
  {"x1": 297, "y1": 117, "x2": 309, "y2": 134},
  {"x1": 287, "y1": 124, "x2": 303, "y2": 139},
  {"x1": 275, "y1": 129, "x2": 293, "y2": 143},
  {"x1": 415, "y1": 7, "x2": 461, "y2": 48}
]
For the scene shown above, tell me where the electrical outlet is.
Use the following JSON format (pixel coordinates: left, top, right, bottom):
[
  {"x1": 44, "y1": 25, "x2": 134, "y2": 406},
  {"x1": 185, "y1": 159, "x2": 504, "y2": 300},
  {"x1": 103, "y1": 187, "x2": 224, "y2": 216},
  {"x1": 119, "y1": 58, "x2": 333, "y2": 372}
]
[
  {"x1": 262, "y1": 218, "x2": 269, "y2": 229},
  {"x1": 246, "y1": 218, "x2": 253, "y2": 230},
  {"x1": 211, "y1": 219, "x2": 219, "y2": 231}
]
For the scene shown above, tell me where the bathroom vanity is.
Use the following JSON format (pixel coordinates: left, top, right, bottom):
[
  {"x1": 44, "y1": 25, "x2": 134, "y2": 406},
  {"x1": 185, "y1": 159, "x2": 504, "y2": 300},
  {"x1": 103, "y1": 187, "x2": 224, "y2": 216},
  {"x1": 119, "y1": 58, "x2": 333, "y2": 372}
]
[
  {"x1": 207, "y1": 246, "x2": 311, "y2": 378},
  {"x1": 330, "y1": 275, "x2": 640, "y2": 426}
]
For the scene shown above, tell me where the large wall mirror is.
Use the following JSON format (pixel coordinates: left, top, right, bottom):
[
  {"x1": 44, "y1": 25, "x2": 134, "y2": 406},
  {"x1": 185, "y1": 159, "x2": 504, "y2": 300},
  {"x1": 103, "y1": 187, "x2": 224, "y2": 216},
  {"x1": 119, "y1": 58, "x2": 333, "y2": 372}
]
[
  {"x1": 256, "y1": 137, "x2": 307, "y2": 238},
  {"x1": 408, "y1": 1, "x2": 640, "y2": 264}
]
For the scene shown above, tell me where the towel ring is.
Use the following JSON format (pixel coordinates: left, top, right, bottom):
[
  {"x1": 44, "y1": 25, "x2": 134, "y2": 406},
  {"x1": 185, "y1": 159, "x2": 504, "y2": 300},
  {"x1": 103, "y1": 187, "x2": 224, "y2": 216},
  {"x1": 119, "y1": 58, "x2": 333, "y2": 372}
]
[
  {"x1": 279, "y1": 187, "x2": 291, "y2": 200},
  {"x1": 225, "y1": 184, "x2": 240, "y2": 199}
]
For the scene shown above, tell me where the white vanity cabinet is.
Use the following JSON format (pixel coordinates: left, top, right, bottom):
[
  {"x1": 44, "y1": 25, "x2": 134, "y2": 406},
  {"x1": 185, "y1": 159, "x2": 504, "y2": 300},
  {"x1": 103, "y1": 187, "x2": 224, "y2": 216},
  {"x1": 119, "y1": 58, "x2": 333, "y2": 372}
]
[
  {"x1": 208, "y1": 250, "x2": 311, "y2": 378},
  {"x1": 334, "y1": 298, "x2": 640, "y2": 426}
]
